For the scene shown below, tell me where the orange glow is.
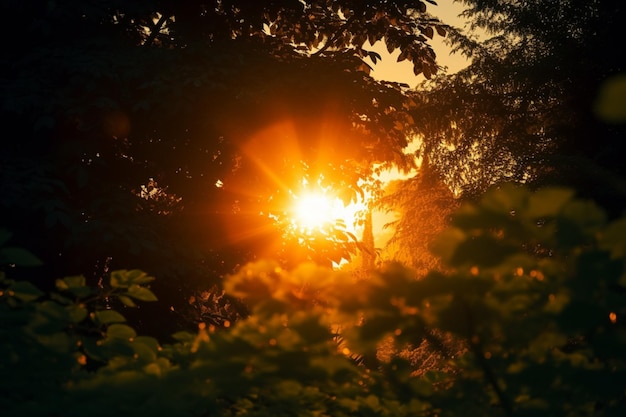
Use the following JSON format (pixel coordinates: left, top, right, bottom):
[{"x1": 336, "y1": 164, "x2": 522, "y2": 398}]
[
  {"x1": 287, "y1": 179, "x2": 365, "y2": 237},
  {"x1": 292, "y1": 191, "x2": 343, "y2": 232},
  {"x1": 609, "y1": 312, "x2": 617, "y2": 324}
]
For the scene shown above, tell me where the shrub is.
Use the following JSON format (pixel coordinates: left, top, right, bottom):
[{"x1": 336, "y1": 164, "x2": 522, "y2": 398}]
[{"x1": 2, "y1": 184, "x2": 625, "y2": 416}]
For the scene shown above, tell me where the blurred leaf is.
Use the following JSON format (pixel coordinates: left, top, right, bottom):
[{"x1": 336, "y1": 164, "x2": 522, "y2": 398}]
[
  {"x1": 600, "y1": 218, "x2": 626, "y2": 259},
  {"x1": 171, "y1": 331, "x2": 195, "y2": 343},
  {"x1": 290, "y1": 314, "x2": 331, "y2": 344},
  {"x1": 107, "y1": 323, "x2": 137, "y2": 340},
  {"x1": 480, "y1": 184, "x2": 529, "y2": 214},
  {"x1": 0, "y1": 247, "x2": 43, "y2": 267},
  {"x1": 134, "y1": 336, "x2": 160, "y2": 353},
  {"x1": 560, "y1": 200, "x2": 607, "y2": 233},
  {"x1": 36, "y1": 332, "x2": 71, "y2": 352},
  {"x1": 430, "y1": 227, "x2": 465, "y2": 262},
  {"x1": 57, "y1": 275, "x2": 86, "y2": 289},
  {"x1": 132, "y1": 339, "x2": 158, "y2": 362},
  {"x1": 117, "y1": 295, "x2": 137, "y2": 307},
  {"x1": 125, "y1": 285, "x2": 158, "y2": 302},
  {"x1": 66, "y1": 304, "x2": 88, "y2": 323},
  {"x1": 94, "y1": 310, "x2": 127, "y2": 324},
  {"x1": 450, "y1": 235, "x2": 518, "y2": 268},
  {"x1": 8, "y1": 281, "x2": 44, "y2": 301},
  {"x1": 527, "y1": 188, "x2": 574, "y2": 218},
  {"x1": 110, "y1": 269, "x2": 154, "y2": 288},
  {"x1": 594, "y1": 74, "x2": 626, "y2": 123},
  {"x1": 110, "y1": 270, "x2": 129, "y2": 288},
  {"x1": 125, "y1": 269, "x2": 155, "y2": 285}
]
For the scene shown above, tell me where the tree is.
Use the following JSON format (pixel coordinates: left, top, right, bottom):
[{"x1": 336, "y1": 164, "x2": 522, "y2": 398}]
[
  {"x1": 404, "y1": 0, "x2": 626, "y2": 210},
  {"x1": 0, "y1": 0, "x2": 450, "y2": 332},
  {"x1": 377, "y1": 171, "x2": 459, "y2": 275}
]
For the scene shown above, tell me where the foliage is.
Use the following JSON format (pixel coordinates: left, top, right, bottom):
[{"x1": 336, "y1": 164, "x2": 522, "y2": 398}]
[
  {"x1": 377, "y1": 171, "x2": 460, "y2": 275},
  {"x1": 3, "y1": 185, "x2": 626, "y2": 416},
  {"x1": 0, "y1": 0, "x2": 452, "y2": 299},
  {"x1": 406, "y1": 0, "x2": 626, "y2": 208}
]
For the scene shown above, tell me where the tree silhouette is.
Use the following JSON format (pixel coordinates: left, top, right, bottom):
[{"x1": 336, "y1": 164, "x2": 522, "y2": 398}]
[
  {"x1": 0, "y1": 0, "x2": 450, "y2": 333},
  {"x1": 404, "y1": 0, "x2": 626, "y2": 210}
]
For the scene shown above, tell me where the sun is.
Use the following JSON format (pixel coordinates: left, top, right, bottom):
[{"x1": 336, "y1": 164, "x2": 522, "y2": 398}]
[
  {"x1": 292, "y1": 191, "x2": 345, "y2": 232},
  {"x1": 293, "y1": 191, "x2": 343, "y2": 232}
]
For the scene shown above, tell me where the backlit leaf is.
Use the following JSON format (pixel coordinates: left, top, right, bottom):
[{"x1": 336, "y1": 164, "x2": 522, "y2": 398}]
[
  {"x1": 126, "y1": 285, "x2": 158, "y2": 302},
  {"x1": 527, "y1": 188, "x2": 574, "y2": 218},
  {"x1": 430, "y1": 227, "x2": 465, "y2": 263},
  {"x1": 59, "y1": 275, "x2": 86, "y2": 289},
  {"x1": 94, "y1": 310, "x2": 127, "y2": 324},
  {"x1": 117, "y1": 295, "x2": 137, "y2": 307},
  {"x1": 107, "y1": 323, "x2": 137, "y2": 340},
  {"x1": 125, "y1": 269, "x2": 155, "y2": 285}
]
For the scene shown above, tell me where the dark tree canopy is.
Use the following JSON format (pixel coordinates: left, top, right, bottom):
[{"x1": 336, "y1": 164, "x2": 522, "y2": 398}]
[
  {"x1": 405, "y1": 0, "x2": 626, "y2": 209},
  {"x1": 0, "y1": 0, "x2": 449, "y2": 332}
]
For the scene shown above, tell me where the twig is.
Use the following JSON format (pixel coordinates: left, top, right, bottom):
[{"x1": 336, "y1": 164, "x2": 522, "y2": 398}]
[{"x1": 144, "y1": 14, "x2": 169, "y2": 47}]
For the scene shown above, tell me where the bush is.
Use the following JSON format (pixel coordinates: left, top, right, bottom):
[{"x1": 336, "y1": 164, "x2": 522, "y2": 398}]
[{"x1": 1, "y1": 184, "x2": 625, "y2": 416}]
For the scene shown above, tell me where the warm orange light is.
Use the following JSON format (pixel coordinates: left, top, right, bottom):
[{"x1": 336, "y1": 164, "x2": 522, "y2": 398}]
[
  {"x1": 289, "y1": 184, "x2": 364, "y2": 238},
  {"x1": 293, "y1": 191, "x2": 342, "y2": 232}
]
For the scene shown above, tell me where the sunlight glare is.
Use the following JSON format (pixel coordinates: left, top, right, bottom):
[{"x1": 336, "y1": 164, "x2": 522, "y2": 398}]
[{"x1": 293, "y1": 191, "x2": 344, "y2": 232}]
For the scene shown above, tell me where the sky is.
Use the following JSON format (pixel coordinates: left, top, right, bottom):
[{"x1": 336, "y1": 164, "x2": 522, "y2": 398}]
[{"x1": 366, "y1": 0, "x2": 470, "y2": 88}]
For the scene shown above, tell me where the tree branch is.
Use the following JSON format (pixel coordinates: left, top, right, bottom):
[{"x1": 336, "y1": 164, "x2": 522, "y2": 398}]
[
  {"x1": 144, "y1": 14, "x2": 169, "y2": 47},
  {"x1": 312, "y1": 15, "x2": 356, "y2": 56}
]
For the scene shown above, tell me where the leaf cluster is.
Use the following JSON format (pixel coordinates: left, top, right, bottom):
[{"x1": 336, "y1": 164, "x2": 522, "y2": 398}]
[{"x1": 2, "y1": 185, "x2": 626, "y2": 416}]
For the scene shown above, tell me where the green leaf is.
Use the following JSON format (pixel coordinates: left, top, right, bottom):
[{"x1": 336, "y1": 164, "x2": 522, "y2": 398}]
[
  {"x1": 50, "y1": 292, "x2": 73, "y2": 305},
  {"x1": 56, "y1": 275, "x2": 92, "y2": 298},
  {"x1": 171, "y1": 331, "x2": 195, "y2": 343},
  {"x1": 134, "y1": 336, "x2": 160, "y2": 353},
  {"x1": 480, "y1": 184, "x2": 529, "y2": 214},
  {"x1": 0, "y1": 247, "x2": 43, "y2": 267},
  {"x1": 125, "y1": 285, "x2": 158, "y2": 302},
  {"x1": 561, "y1": 200, "x2": 606, "y2": 232},
  {"x1": 94, "y1": 310, "x2": 127, "y2": 324},
  {"x1": 125, "y1": 269, "x2": 155, "y2": 285},
  {"x1": 600, "y1": 218, "x2": 626, "y2": 259},
  {"x1": 110, "y1": 269, "x2": 153, "y2": 288},
  {"x1": 57, "y1": 275, "x2": 86, "y2": 289},
  {"x1": 36, "y1": 332, "x2": 71, "y2": 352},
  {"x1": 594, "y1": 73, "x2": 626, "y2": 123},
  {"x1": 66, "y1": 304, "x2": 88, "y2": 323},
  {"x1": 430, "y1": 227, "x2": 465, "y2": 262},
  {"x1": 132, "y1": 336, "x2": 161, "y2": 362},
  {"x1": 132, "y1": 339, "x2": 157, "y2": 362},
  {"x1": 110, "y1": 270, "x2": 129, "y2": 288},
  {"x1": 8, "y1": 281, "x2": 44, "y2": 301},
  {"x1": 117, "y1": 295, "x2": 137, "y2": 307},
  {"x1": 107, "y1": 323, "x2": 137, "y2": 340},
  {"x1": 450, "y1": 235, "x2": 519, "y2": 268}
]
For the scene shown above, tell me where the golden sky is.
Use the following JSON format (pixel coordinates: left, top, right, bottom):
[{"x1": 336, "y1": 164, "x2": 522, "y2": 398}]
[{"x1": 366, "y1": 0, "x2": 469, "y2": 88}]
